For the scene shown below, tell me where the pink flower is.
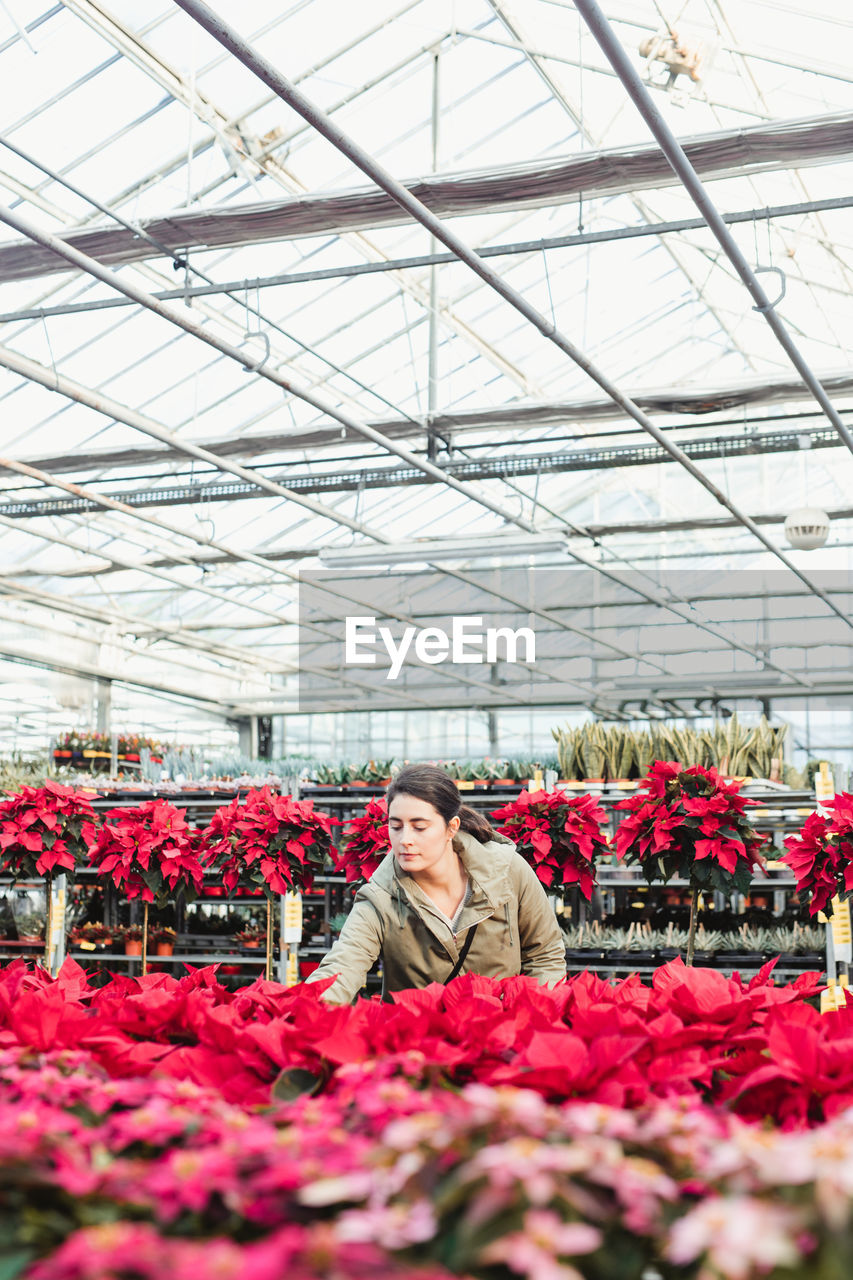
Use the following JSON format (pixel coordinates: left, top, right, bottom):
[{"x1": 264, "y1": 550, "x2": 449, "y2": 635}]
[
  {"x1": 481, "y1": 1210, "x2": 601, "y2": 1280},
  {"x1": 667, "y1": 1195, "x2": 806, "y2": 1278}
]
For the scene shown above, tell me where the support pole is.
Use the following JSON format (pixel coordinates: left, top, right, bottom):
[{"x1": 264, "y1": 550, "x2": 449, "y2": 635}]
[
  {"x1": 265, "y1": 896, "x2": 273, "y2": 981},
  {"x1": 141, "y1": 901, "x2": 149, "y2": 977},
  {"x1": 686, "y1": 887, "x2": 699, "y2": 967},
  {"x1": 427, "y1": 50, "x2": 440, "y2": 461},
  {"x1": 43, "y1": 872, "x2": 52, "y2": 974}
]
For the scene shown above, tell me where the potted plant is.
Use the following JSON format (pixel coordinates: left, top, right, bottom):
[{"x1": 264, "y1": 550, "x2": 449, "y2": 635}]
[
  {"x1": 203, "y1": 787, "x2": 337, "y2": 979},
  {"x1": 69, "y1": 921, "x2": 114, "y2": 952},
  {"x1": 780, "y1": 792, "x2": 853, "y2": 919},
  {"x1": 491, "y1": 788, "x2": 609, "y2": 899},
  {"x1": 0, "y1": 779, "x2": 99, "y2": 968},
  {"x1": 334, "y1": 796, "x2": 390, "y2": 883},
  {"x1": 235, "y1": 926, "x2": 265, "y2": 949},
  {"x1": 13, "y1": 910, "x2": 44, "y2": 944},
  {"x1": 121, "y1": 924, "x2": 144, "y2": 956},
  {"x1": 150, "y1": 925, "x2": 176, "y2": 956},
  {"x1": 87, "y1": 799, "x2": 204, "y2": 973},
  {"x1": 615, "y1": 761, "x2": 767, "y2": 966}
]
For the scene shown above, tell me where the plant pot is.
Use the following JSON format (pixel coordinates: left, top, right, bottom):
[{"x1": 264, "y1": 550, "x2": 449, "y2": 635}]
[
  {"x1": 17, "y1": 934, "x2": 44, "y2": 944},
  {"x1": 348, "y1": 780, "x2": 368, "y2": 788},
  {"x1": 124, "y1": 940, "x2": 143, "y2": 956},
  {"x1": 155, "y1": 942, "x2": 174, "y2": 956},
  {"x1": 53, "y1": 750, "x2": 72, "y2": 760},
  {"x1": 242, "y1": 939, "x2": 261, "y2": 949}
]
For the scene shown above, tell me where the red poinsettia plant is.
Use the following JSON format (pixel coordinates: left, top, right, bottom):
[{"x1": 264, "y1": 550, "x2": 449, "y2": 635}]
[
  {"x1": 87, "y1": 799, "x2": 204, "y2": 905},
  {"x1": 782, "y1": 793, "x2": 853, "y2": 918},
  {"x1": 0, "y1": 779, "x2": 98, "y2": 879},
  {"x1": 203, "y1": 787, "x2": 337, "y2": 898},
  {"x1": 615, "y1": 761, "x2": 766, "y2": 962},
  {"x1": 335, "y1": 796, "x2": 391, "y2": 883},
  {"x1": 490, "y1": 788, "x2": 609, "y2": 899}
]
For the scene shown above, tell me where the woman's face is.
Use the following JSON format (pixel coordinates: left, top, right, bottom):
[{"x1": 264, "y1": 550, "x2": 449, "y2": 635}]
[{"x1": 388, "y1": 793, "x2": 459, "y2": 877}]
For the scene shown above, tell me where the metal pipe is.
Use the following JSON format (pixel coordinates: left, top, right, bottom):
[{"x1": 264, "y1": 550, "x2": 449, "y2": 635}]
[
  {"x1": 4, "y1": 190, "x2": 852, "y2": 323},
  {"x1": 172, "y1": 0, "x2": 852, "y2": 633},
  {"x1": 574, "y1": 0, "x2": 853, "y2": 460},
  {"x1": 2, "y1": 420, "x2": 846, "y2": 517},
  {"x1": 427, "y1": 49, "x2": 440, "y2": 451}
]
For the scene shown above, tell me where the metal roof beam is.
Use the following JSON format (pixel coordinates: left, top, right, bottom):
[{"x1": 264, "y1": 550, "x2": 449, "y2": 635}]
[
  {"x1": 1, "y1": 107, "x2": 851, "y2": 281},
  {"x1": 16, "y1": 366, "x2": 853, "y2": 475},
  {"x1": 3, "y1": 420, "x2": 850, "y2": 518},
  {"x1": 4, "y1": 189, "x2": 852, "y2": 322}
]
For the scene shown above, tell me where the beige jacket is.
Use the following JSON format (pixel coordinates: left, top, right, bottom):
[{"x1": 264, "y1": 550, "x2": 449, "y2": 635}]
[{"x1": 306, "y1": 829, "x2": 567, "y2": 1003}]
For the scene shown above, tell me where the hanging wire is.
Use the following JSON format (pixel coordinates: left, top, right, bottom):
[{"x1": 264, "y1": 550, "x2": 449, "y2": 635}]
[
  {"x1": 541, "y1": 244, "x2": 557, "y2": 328},
  {"x1": 39, "y1": 314, "x2": 59, "y2": 391}
]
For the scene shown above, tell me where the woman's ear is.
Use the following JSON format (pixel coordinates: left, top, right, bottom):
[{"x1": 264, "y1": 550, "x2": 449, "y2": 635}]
[{"x1": 448, "y1": 815, "x2": 460, "y2": 838}]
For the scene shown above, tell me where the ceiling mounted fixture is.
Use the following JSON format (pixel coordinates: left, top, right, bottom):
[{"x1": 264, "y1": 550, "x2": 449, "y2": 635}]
[
  {"x1": 784, "y1": 507, "x2": 831, "y2": 550},
  {"x1": 639, "y1": 31, "x2": 704, "y2": 86},
  {"x1": 318, "y1": 535, "x2": 569, "y2": 568}
]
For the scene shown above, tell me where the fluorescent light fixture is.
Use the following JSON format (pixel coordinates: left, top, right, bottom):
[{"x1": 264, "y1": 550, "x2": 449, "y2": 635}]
[{"x1": 318, "y1": 534, "x2": 568, "y2": 567}]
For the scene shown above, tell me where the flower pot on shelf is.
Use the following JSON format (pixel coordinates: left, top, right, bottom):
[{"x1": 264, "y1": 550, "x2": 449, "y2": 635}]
[
  {"x1": 124, "y1": 939, "x2": 143, "y2": 956},
  {"x1": 155, "y1": 942, "x2": 174, "y2": 956}
]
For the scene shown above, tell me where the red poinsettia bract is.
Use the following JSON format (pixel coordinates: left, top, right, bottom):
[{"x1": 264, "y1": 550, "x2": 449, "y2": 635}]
[
  {"x1": 491, "y1": 788, "x2": 608, "y2": 898},
  {"x1": 335, "y1": 796, "x2": 390, "y2": 882},
  {"x1": 615, "y1": 761, "x2": 766, "y2": 893},
  {"x1": 87, "y1": 799, "x2": 204, "y2": 905},
  {"x1": 203, "y1": 787, "x2": 337, "y2": 897},
  {"x1": 782, "y1": 792, "x2": 853, "y2": 917},
  {"x1": 0, "y1": 779, "x2": 98, "y2": 878}
]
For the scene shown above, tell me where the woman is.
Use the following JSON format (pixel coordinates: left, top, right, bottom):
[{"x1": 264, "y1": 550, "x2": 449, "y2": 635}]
[{"x1": 307, "y1": 764, "x2": 567, "y2": 1003}]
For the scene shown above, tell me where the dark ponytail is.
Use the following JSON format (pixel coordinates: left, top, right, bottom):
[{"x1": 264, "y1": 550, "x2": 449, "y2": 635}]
[
  {"x1": 457, "y1": 803, "x2": 496, "y2": 843},
  {"x1": 386, "y1": 764, "x2": 496, "y2": 843}
]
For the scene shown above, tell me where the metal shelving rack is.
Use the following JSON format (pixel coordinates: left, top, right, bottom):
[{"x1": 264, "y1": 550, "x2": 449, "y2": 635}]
[{"x1": 0, "y1": 781, "x2": 826, "y2": 986}]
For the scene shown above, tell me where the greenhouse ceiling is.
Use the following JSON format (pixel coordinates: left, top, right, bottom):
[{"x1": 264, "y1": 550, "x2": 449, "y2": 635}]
[{"x1": 0, "y1": 0, "x2": 851, "y2": 740}]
